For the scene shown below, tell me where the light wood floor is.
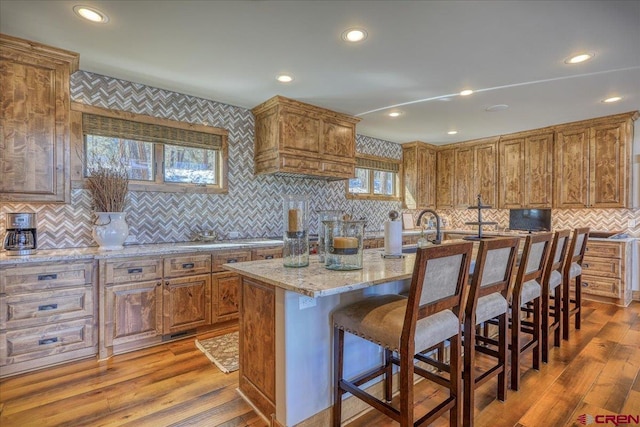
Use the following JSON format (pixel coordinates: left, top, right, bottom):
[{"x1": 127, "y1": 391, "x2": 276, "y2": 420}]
[{"x1": 1, "y1": 300, "x2": 638, "y2": 427}]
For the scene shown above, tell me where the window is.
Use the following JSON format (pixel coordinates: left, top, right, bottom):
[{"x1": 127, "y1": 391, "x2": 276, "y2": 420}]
[
  {"x1": 79, "y1": 111, "x2": 228, "y2": 193},
  {"x1": 347, "y1": 155, "x2": 401, "y2": 200}
]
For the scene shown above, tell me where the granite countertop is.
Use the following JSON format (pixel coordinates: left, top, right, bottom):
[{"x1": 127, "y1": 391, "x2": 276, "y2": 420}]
[
  {"x1": 223, "y1": 248, "x2": 418, "y2": 298},
  {"x1": 0, "y1": 238, "x2": 284, "y2": 265}
]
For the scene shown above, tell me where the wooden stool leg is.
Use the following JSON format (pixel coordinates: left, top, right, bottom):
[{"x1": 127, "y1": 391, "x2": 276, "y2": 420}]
[
  {"x1": 533, "y1": 296, "x2": 541, "y2": 371},
  {"x1": 511, "y1": 305, "x2": 521, "y2": 391},
  {"x1": 562, "y1": 277, "x2": 571, "y2": 341},
  {"x1": 333, "y1": 327, "x2": 345, "y2": 427},
  {"x1": 553, "y1": 290, "x2": 562, "y2": 348},
  {"x1": 384, "y1": 348, "x2": 393, "y2": 402},
  {"x1": 541, "y1": 293, "x2": 550, "y2": 364},
  {"x1": 450, "y1": 334, "x2": 463, "y2": 427},
  {"x1": 498, "y1": 313, "x2": 508, "y2": 401},
  {"x1": 463, "y1": 318, "x2": 475, "y2": 427},
  {"x1": 575, "y1": 276, "x2": 582, "y2": 330}
]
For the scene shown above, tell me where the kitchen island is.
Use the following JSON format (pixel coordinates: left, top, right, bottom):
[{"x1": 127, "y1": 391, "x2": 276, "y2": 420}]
[{"x1": 223, "y1": 248, "x2": 420, "y2": 427}]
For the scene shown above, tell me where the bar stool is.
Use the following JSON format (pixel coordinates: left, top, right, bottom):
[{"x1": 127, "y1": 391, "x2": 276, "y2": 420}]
[
  {"x1": 540, "y1": 229, "x2": 571, "y2": 363},
  {"x1": 461, "y1": 237, "x2": 519, "y2": 426},
  {"x1": 562, "y1": 227, "x2": 590, "y2": 341},
  {"x1": 509, "y1": 232, "x2": 553, "y2": 391},
  {"x1": 332, "y1": 241, "x2": 473, "y2": 427}
]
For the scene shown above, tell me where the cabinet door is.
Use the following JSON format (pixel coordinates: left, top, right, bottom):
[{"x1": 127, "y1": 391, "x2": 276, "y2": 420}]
[
  {"x1": 454, "y1": 147, "x2": 474, "y2": 208},
  {"x1": 321, "y1": 117, "x2": 355, "y2": 161},
  {"x1": 162, "y1": 274, "x2": 211, "y2": 334},
  {"x1": 436, "y1": 149, "x2": 455, "y2": 208},
  {"x1": 280, "y1": 107, "x2": 320, "y2": 156},
  {"x1": 105, "y1": 280, "x2": 162, "y2": 347},
  {"x1": 212, "y1": 272, "x2": 241, "y2": 323},
  {"x1": 475, "y1": 143, "x2": 497, "y2": 207},
  {"x1": 417, "y1": 145, "x2": 437, "y2": 209},
  {"x1": 589, "y1": 121, "x2": 628, "y2": 208},
  {"x1": 524, "y1": 133, "x2": 553, "y2": 208},
  {"x1": 554, "y1": 127, "x2": 589, "y2": 208},
  {"x1": 498, "y1": 137, "x2": 525, "y2": 208},
  {"x1": 0, "y1": 36, "x2": 77, "y2": 203}
]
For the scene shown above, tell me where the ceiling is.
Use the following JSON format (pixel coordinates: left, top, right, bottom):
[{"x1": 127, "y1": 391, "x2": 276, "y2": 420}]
[{"x1": 1, "y1": 0, "x2": 639, "y2": 145}]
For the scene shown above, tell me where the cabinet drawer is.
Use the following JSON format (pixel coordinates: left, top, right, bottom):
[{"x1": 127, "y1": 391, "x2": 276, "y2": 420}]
[
  {"x1": 1, "y1": 261, "x2": 93, "y2": 294},
  {"x1": 321, "y1": 161, "x2": 354, "y2": 176},
  {"x1": 582, "y1": 257, "x2": 621, "y2": 277},
  {"x1": 1, "y1": 287, "x2": 93, "y2": 330},
  {"x1": 164, "y1": 254, "x2": 211, "y2": 278},
  {"x1": 105, "y1": 259, "x2": 163, "y2": 284},
  {"x1": 580, "y1": 275, "x2": 619, "y2": 298},
  {"x1": 585, "y1": 241, "x2": 622, "y2": 258},
  {"x1": 281, "y1": 156, "x2": 320, "y2": 174},
  {"x1": 1, "y1": 318, "x2": 94, "y2": 366},
  {"x1": 252, "y1": 247, "x2": 283, "y2": 261},
  {"x1": 212, "y1": 250, "x2": 252, "y2": 272}
]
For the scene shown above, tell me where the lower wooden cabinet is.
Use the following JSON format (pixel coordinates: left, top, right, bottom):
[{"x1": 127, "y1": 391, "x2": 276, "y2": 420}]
[
  {"x1": 163, "y1": 274, "x2": 211, "y2": 333},
  {"x1": 579, "y1": 239, "x2": 633, "y2": 306},
  {"x1": 0, "y1": 260, "x2": 96, "y2": 377},
  {"x1": 212, "y1": 272, "x2": 241, "y2": 323}
]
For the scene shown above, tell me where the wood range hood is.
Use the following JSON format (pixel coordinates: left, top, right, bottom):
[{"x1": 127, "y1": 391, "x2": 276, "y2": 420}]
[{"x1": 251, "y1": 95, "x2": 361, "y2": 180}]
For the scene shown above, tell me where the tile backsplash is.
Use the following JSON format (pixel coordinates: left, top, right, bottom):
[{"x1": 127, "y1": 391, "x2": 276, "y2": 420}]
[{"x1": 1, "y1": 70, "x2": 637, "y2": 249}]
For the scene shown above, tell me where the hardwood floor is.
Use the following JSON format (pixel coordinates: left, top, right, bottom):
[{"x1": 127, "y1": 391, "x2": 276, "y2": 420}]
[{"x1": 1, "y1": 300, "x2": 638, "y2": 427}]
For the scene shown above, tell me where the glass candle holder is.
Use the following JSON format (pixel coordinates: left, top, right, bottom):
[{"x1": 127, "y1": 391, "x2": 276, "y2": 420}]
[
  {"x1": 283, "y1": 194, "x2": 309, "y2": 267},
  {"x1": 323, "y1": 220, "x2": 366, "y2": 270},
  {"x1": 317, "y1": 209, "x2": 343, "y2": 263}
]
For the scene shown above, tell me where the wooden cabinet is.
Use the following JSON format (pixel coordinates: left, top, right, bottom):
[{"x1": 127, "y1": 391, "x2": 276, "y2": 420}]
[
  {"x1": 252, "y1": 96, "x2": 360, "y2": 179},
  {"x1": 580, "y1": 239, "x2": 633, "y2": 307},
  {"x1": 0, "y1": 34, "x2": 79, "y2": 203},
  {"x1": 554, "y1": 114, "x2": 636, "y2": 208},
  {"x1": 436, "y1": 148, "x2": 455, "y2": 208},
  {"x1": 402, "y1": 142, "x2": 437, "y2": 209},
  {"x1": 0, "y1": 260, "x2": 95, "y2": 377},
  {"x1": 498, "y1": 131, "x2": 553, "y2": 208},
  {"x1": 212, "y1": 272, "x2": 241, "y2": 323}
]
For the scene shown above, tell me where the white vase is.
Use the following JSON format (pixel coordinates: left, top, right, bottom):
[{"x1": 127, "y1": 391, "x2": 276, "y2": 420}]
[{"x1": 93, "y1": 212, "x2": 129, "y2": 250}]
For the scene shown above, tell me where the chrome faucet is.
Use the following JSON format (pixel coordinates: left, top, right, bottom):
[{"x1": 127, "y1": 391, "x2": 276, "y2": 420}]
[{"x1": 416, "y1": 209, "x2": 442, "y2": 244}]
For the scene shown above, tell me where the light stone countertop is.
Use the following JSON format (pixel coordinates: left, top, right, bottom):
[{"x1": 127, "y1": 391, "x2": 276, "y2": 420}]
[
  {"x1": 223, "y1": 248, "x2": 418, "y2": 298},
  {"x1": 0, "y1": 239, "x2": 284, "y2": 265}
]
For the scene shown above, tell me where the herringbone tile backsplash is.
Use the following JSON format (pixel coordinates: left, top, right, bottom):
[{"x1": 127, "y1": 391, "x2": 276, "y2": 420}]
[{"x1": 1, "y1": 71, "x2": 638, "y2": 249}]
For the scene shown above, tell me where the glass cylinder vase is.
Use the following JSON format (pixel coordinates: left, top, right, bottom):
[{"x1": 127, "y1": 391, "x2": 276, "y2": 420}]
[
  {"x1": 283, "y1": 195, "x2": 309, "y2": 268},
  {"x1": 323, "y1": 220, "x2": 366, "y2": 270},
  {"x1": 317, "y1": 209, "x2": 343, "y2": 263}
]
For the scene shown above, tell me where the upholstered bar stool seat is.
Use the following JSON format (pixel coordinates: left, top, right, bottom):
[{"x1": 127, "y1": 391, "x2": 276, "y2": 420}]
[{"x1": 333, "y1": 295, "x2": 460, "y2": 353}]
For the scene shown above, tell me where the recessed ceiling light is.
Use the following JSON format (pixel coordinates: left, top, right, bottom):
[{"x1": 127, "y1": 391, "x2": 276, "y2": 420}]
[
  {"x1": 276, "y1": 74, "x2": 294, "y2": 83},
  {"x1": 602, "y1": 96, "x2": 622, "y2": 103},
  {"x1": 564, "y1": 53, "x2": 594, "y2": 64},
  {"x1": 342, "y1": 28, "x2": 368, "y2": 43},
  {"x1": 459, "y1": 89, "x2": 474, "y2": 96},
  {"x1": 73, "y1": 5, "x2": 109, "y2": 23},
  {"x1": 447, "y1": 130, "x2": 458, "y2": 135},
  {"x1": 485, "y1": 104, "x2": 509, "y2": 112},
  {"x1": 388, "y1": 111, "x2": 402, "y2": 117}
]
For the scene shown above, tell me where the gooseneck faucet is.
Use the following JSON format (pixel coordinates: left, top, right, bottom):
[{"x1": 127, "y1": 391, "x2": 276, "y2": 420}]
[{"x1": 416, "y1": 209, "x2": 442, "y2": 244}]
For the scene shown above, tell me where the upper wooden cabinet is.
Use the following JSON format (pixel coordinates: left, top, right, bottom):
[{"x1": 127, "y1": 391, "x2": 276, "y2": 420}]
[
  {"x1": 498, "y1": 131, "x2": 553, "y2": 209},
  {"x1": 252, "y1": 96, "x2": 360, "y2": 179},
  {"x1": 402, "y1": 142, "x2": 437, "y2": 209},
  {"x1": 554, "y1": 113, "x2": 636, "y2": 208},
  {"x1": 436, "y1": 138, "x2": 497, "y2": 208},
  {"x1": 0, "y1": 34, "x2": 79, "y2": 203}
]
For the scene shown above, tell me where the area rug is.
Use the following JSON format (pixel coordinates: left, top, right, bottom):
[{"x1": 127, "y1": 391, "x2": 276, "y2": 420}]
[{"x1": 195, "y1": 331, "x2": 239, "y2": 373}]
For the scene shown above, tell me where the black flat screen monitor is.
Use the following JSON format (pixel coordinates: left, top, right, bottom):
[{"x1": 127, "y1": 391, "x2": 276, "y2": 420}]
[{"x1": 509, "y1": 209, "x2": 551, "y2": 232}]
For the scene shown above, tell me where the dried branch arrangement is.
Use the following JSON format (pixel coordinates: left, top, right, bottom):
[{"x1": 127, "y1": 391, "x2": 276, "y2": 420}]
[{"x1": 85, "y1": 154, "x2": 129, "y2": 212}]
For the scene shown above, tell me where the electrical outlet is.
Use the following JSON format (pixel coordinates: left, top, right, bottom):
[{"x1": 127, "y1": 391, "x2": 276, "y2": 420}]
[
  {"x1": 629, "y1": 219, "x2": 637, "y2": 228},
  {"x1": 229, "y1": 231, "x2": 240, "y2": 239},
  {"x1": 299, "y1": 295, "x2": 317, "y2": 310}
]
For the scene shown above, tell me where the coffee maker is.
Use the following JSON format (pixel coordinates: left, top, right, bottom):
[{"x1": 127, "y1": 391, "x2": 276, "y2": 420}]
[{"x1": 3, "y1": 212, "x2": 37, "y2": 256}]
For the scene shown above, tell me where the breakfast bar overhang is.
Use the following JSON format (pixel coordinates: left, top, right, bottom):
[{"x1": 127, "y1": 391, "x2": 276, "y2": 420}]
[{"x1": 223, "y1": 249, "x2": 418, "y2": 426}]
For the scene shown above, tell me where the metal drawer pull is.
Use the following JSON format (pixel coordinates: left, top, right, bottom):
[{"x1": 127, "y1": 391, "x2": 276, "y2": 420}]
[
  {"x1": 582, "y1": 282, "x2": 589, "y2": 287},
  {"x1": 128, "y1": 268, "x2": 143, "y2": 274},
  {"x1": 583, "y1": 263, "x2": 589, "y2": 268},
  {"x1": 38, "y1": 303, "x2": 58, "y2": 311},
  {"x1": 227, "y1": 258, "x2": 238, "y2": 263},
  {"x1": 37, "y1": 274, "x2": 58, "y2": 281},
  {"x1": 265, "y1": 255, "x2": 274, "y2": 259},
  {"x1": 182, "y1": 263, "x2": 195, "y2": 269},
  {"x1": 39, "y1": 337, "x2": 58, "y2": 345}
]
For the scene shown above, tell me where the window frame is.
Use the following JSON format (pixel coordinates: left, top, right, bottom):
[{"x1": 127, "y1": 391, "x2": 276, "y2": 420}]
[
  {"x1": 346, "y1": 154, "x2": 402, "y2": 201},
  {"x1": 71, "y1": 103, "x2": 229, "y2": 194}
]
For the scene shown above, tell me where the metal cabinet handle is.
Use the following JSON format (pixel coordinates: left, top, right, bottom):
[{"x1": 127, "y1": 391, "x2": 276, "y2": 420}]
[
  {"x1": 582, "y1": 282, "x2": 589, "y2": 287},
  {"x1": 182, "y1": 263, "x2": 195, "y2": 269},
  {"x1": 583, "y1": 263, "x2": 589, "y2": 268},
  {"x1": 128, "y1": 268, "x2": 143, "y2": 274},
  {"x1": 38, "y1": 303, "x2": 58, "y2": 311},
  {"x1": 38, "y1": 274, "x2": 58, "y2": 281},
  {"x1": 227, "y1": 258, "x2": 238, "y2": 263},
  {"x1": 265, "y1": 255, "x2": 274, "y2": 259},
  {"x1": 39, "y1": 337, "x2": 58, "y2": 345},
  {"x1": 156, "y1": 282, "x2": 162, "y2": 287}
]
